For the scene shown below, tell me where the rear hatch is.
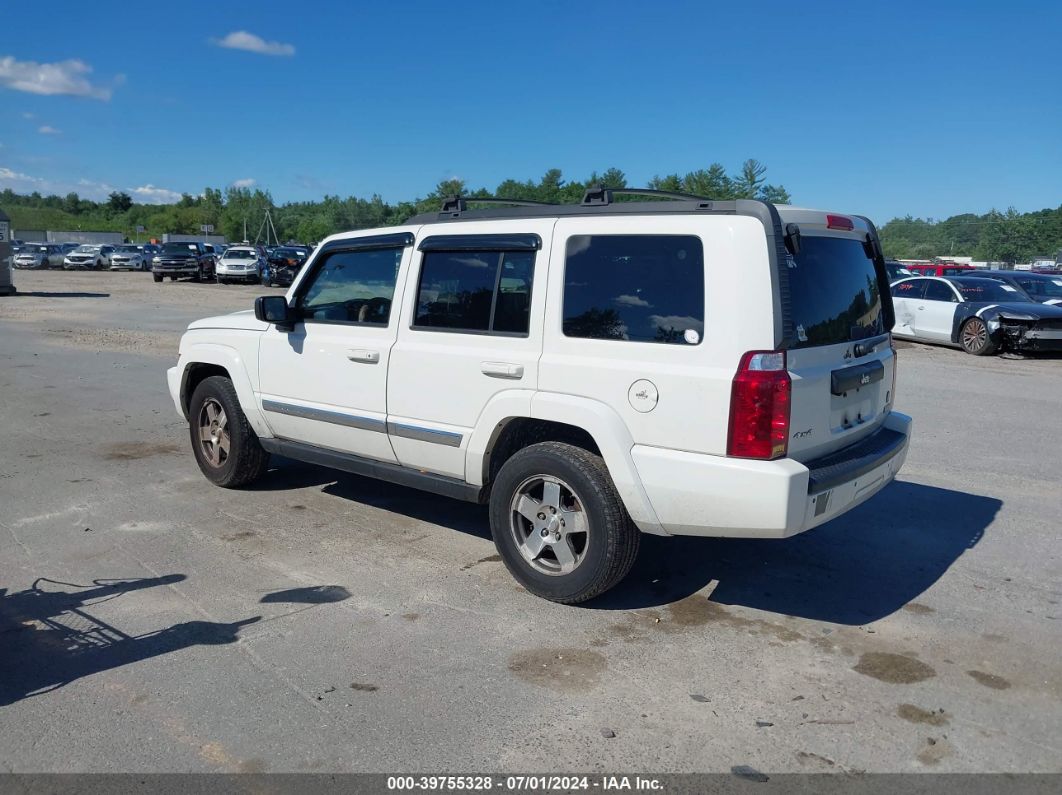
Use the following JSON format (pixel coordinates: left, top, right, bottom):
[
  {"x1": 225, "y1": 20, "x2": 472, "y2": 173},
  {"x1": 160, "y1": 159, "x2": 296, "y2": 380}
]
[{"x1": 779, "y1": 212, "x2": 895, "y2": 462}]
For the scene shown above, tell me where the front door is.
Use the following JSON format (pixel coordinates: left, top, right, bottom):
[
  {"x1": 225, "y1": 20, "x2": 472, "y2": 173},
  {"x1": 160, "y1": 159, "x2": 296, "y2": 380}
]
[
  {"x1": 913, "y1": 279, "x2": 960, "y2": 342},
  {"x1": 257, "y1": 235, "x2": 413, "y2": 462}
]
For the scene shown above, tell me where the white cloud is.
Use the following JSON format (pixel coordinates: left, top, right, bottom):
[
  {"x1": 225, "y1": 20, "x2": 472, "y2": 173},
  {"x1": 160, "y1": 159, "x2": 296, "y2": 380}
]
[
  {"x1": 38, "y1": 125, "x2": 61, "y2": 135},
  {"x1": 231, "y1": 177, "x2": 256, "y2": 188},
  {"x1": 648, "y1": 314, "x2": 704, "y2": 334},
  {"x1": 0, "y1": 166, "x2": 40, "y2": 183},
  {"x1": 613, "y1": 294, "x2": 651, "y2": 307},
  {"x1": 213, "y1": 31, "x2": 295, "y2": 57},
  {"x1": 21, "y1": 112, "x2": 34, "y2": 120},
  {"x1": 0, "y1": 56, "x2": 113, "y2": 100},
  {"x1": 130, "y1": 184, "x2": 182, "y2": 204}
]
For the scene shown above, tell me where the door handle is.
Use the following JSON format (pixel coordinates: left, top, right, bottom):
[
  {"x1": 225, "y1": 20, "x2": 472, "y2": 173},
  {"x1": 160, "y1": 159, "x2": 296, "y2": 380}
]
[
  {"x1": 347, "y1": 349, "x2": 380, "y2": 364},
  {"x1": 481, "y1": 361, "x2": 524, "y2": 379},
  {"x1": 917, "y1": 306, "x2": 925, "y2": 311}
]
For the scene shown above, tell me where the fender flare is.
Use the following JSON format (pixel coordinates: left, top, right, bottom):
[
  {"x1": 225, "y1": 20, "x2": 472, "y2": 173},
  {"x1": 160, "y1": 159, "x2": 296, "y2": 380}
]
[
  {"x1": 529, "y1": 392, "x2": 666, "y2": 535},
  {"x1": 178, "y1": 342, "x2": 273, "y2": 438},
  {"x1": 464, "y1": 389, "x2": 535, "y2": 487}
]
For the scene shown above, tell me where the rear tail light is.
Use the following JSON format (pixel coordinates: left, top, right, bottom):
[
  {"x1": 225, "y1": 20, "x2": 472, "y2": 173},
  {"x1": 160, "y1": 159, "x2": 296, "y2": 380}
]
[
  {"x1": 727, "y1": 351, "x2": 791, "y2": 460},
  {"x1": 826, "y1": 214, "x2": 855, "y2": 231}
]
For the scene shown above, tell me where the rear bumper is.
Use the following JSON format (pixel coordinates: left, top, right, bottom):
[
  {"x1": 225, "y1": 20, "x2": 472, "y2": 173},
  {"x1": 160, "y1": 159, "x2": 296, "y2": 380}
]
[{"x1": 631, "y1": 412, "x2": 912, "y2": 538}]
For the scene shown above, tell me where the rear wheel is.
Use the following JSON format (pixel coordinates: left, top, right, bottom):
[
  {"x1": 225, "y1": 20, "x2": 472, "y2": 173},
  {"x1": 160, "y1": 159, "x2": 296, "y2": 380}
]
[
  {"x1": 188, "y1": 376, "x2": 270, "y2": 488},
  {"x1": 960, "y1": 317, "x2": 998, "y2": 356},
  {"x1": 489, "y1": 442, "x2": 639, "y2": 604}
]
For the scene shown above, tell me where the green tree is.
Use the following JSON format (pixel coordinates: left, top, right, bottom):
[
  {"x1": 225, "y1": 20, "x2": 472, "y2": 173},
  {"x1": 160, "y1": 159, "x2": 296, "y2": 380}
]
[{"x1": 108, "y1": 191, "x2": 133, "y2": 213}]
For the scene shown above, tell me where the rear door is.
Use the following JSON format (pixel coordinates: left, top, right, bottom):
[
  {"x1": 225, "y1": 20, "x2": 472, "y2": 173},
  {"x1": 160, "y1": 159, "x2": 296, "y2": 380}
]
[
  {"x1": 891, "y1": 278, "x2": 926, "y2": 336},
  {"x1": 780, "y1": 224, "x2": 895, "y2": 462},
  {"x1": 386, "y1": 221, "x2": 551, "y2": 479}
]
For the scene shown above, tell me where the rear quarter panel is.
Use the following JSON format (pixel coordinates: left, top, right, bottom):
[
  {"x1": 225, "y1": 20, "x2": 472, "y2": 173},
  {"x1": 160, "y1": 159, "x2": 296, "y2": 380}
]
[{"x1": 538, "y1": 215, "x2": 776, "y2": 456}]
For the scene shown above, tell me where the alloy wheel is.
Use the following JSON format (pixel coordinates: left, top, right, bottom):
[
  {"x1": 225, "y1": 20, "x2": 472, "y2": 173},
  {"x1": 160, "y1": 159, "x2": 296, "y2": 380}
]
[
  {"x1": 509, "y1": 475, "x2": 590, "y2": 575},
  {"x1": 197, "y1": 398, "x2": 230, "y2": 468}
]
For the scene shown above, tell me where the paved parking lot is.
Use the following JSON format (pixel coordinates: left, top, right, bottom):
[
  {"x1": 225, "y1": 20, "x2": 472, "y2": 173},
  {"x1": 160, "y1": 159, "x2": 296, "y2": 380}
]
[{"x1": 1, "y1": 271, "x2": 1060, "y2": 773}]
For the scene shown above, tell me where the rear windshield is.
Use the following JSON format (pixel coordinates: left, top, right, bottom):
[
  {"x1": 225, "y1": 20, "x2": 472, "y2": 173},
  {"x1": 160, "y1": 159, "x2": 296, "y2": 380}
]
[
  {"x1": 1017, "y1": 276, "x2": 1062, "y2": 299},
  {"x1": 788, "y1": 235, "x2": 885, "y2": 347}
]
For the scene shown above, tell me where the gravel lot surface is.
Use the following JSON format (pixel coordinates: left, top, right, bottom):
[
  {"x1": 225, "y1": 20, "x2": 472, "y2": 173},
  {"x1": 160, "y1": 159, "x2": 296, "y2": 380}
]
[{"x1": 1, "y1": 271, "x2": 1060, "y2": 774}]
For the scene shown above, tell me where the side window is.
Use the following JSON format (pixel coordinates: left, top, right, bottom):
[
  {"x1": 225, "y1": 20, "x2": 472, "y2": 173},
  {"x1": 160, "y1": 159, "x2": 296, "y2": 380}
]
[
  {"x1": 562, "y1": 235, "x2": 704, "y2": 344},
  {"x1": 299, "y1": 247, "x2": 403, "y2": 325},
  {"x1": 413, "y1": 250, "x2": 535, "y2": 335},
  {"x1": 891, "y1": 279, "x2": 926, "y2": 299},
  {"x1": 923, "y1": 280, "x2": 958, "y2": 302}
]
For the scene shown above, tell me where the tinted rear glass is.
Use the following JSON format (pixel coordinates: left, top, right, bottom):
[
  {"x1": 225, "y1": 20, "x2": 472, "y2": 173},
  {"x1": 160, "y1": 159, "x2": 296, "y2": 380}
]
[
  {"x1": 788, "y1": 236, "x2": 884, "y2": 347},
  {"x1": 562, "y1": 235, "x2": 704, "y2": 345}
]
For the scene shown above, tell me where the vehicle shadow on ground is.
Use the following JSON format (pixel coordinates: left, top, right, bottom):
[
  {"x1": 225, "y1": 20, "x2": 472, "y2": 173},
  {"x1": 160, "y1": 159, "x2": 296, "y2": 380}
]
[
  {"x1": 250, "y1": 458, "x2": 492, "y2": 540},
  {"x1": 588, "y1": 481, "x2": 999, "y2": 623},
  {"x1": 15, "y1": 291, "x2": 110, "y2": 298},
  {"x1": 0, "y1": 575, "x2": 259, "y2": 707},
  {"x1": 248, "y1": 462, "x2": 997, "y2": 625}
]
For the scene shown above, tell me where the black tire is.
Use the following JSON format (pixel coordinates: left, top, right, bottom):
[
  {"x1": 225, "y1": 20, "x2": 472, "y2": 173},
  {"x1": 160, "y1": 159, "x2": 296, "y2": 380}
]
[
  {"x1": 153, "y1": 273, "x2": 163, "y2": 283},
  {"x1": 489, "y1": 441, "x2": 639, "y2": 604},
  {"x1": 188, "y1": 376, "x2": 270, "y2": 488},
  {"x1": 960, "y1": 317, "x2": 998, "y2": 356}
]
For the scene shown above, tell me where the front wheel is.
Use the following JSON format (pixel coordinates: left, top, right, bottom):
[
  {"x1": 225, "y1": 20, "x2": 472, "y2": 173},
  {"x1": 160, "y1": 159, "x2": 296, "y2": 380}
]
[
  {"x1": 489, "y1": 442, "x2": 640, "y2": 604},
  {"x1": 188, "y1": 376, "x2": 270, "y2": 487},
  {"x1": 960, "y1": 317, "x2": 998, "y2": 356},
  {"x1": 152, "y1": 273, "x2": 163, "y2": 283}
]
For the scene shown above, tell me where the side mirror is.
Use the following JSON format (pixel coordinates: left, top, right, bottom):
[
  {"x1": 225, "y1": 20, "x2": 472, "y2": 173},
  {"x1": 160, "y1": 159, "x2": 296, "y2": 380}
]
[{"x1": 255, "y1": 295, "x2": 296, "y2": 331}]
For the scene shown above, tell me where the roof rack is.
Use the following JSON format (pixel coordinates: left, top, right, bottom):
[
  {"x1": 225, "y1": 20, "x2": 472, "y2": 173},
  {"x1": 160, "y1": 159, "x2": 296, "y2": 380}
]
[
  {"x1": 406, "y1": 187, "x2": 759, "y2": 225},
  {"x1": 440, "y1": 195, "x2": 556, "y2": 214},
  {"x1": 580, "y1": 185, "x2": 712, "y2": 205}
]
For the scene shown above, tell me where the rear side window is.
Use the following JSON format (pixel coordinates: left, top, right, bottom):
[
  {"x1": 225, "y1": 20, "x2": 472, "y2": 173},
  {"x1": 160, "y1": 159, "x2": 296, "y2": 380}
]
[
  {"x1": 788, "y1": 236, "x2": 885, "y2": 347},
  {"x1": 414, "y1": 250, "x2": 535, "y2": 334},
  {"x1": 562, "y1": 235, "x2": 704, "y2": 345},
  {"x1": 892, "y1": 279, "x2": 926, "y2": 299}
]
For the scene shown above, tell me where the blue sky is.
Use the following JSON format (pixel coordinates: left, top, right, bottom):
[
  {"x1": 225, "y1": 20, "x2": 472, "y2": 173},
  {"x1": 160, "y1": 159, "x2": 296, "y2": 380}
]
[{"x1": 1, "y1": 0, "x2": 1059, "y2": 223}]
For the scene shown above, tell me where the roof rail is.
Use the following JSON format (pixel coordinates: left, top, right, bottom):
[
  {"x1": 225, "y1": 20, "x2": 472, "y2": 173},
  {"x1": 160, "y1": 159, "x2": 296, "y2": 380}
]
[
  {"x1": 440, "y1": 195, "x2": 555, "y2": 214},
  {"x1": 405, "y1": 189, "x2": 761, "y2": 225},
  {"x1": 581, "y1": 185, "x2": 713, "y2": 205}
]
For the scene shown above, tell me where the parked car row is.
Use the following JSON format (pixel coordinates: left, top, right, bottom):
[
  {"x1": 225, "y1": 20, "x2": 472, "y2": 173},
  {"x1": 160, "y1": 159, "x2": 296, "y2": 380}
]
[{"x1": 890, "y1": 272, "x2": 1062, "y2": 355}]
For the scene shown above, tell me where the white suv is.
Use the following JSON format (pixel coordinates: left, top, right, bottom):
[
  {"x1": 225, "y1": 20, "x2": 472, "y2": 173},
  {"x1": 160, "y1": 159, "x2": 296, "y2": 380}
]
[{"x1": 167, "y1": 189, "x2": 911, "y2": 603}]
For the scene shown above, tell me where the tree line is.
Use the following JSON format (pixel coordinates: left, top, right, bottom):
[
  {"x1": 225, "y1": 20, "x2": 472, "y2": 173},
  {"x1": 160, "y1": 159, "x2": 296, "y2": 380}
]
[
  {"x1": 1, "y1": 160, "x2": 788, "y2": 243},
  {"x1": 879, "y1": 207, "x2": 1062, "y2": 263},
  {"x1": 4, "y1": 164, "x2": 1058, "y2": 263}
]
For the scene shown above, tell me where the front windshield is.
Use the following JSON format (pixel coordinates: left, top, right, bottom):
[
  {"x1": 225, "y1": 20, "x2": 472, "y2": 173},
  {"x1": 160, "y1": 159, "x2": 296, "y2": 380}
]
[
  {"x1": 224, "y1": 249, "x2": 256, "y2": 259},
  {"x1": 160, "y1": 243, "x2": 192, "y2": 253},
  {"x1": 954, "y1": 280, "x2": 1033, "y2": 303},
  {"x1": 74, "y1": 245, "x2": 98, "y2": 253},
  {"x1": 1017, "y1": 276, "x2": 1062, "y2": 299},
  {"x1": 116, "y1": 246, "x2": 139, "y2": 253}
]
